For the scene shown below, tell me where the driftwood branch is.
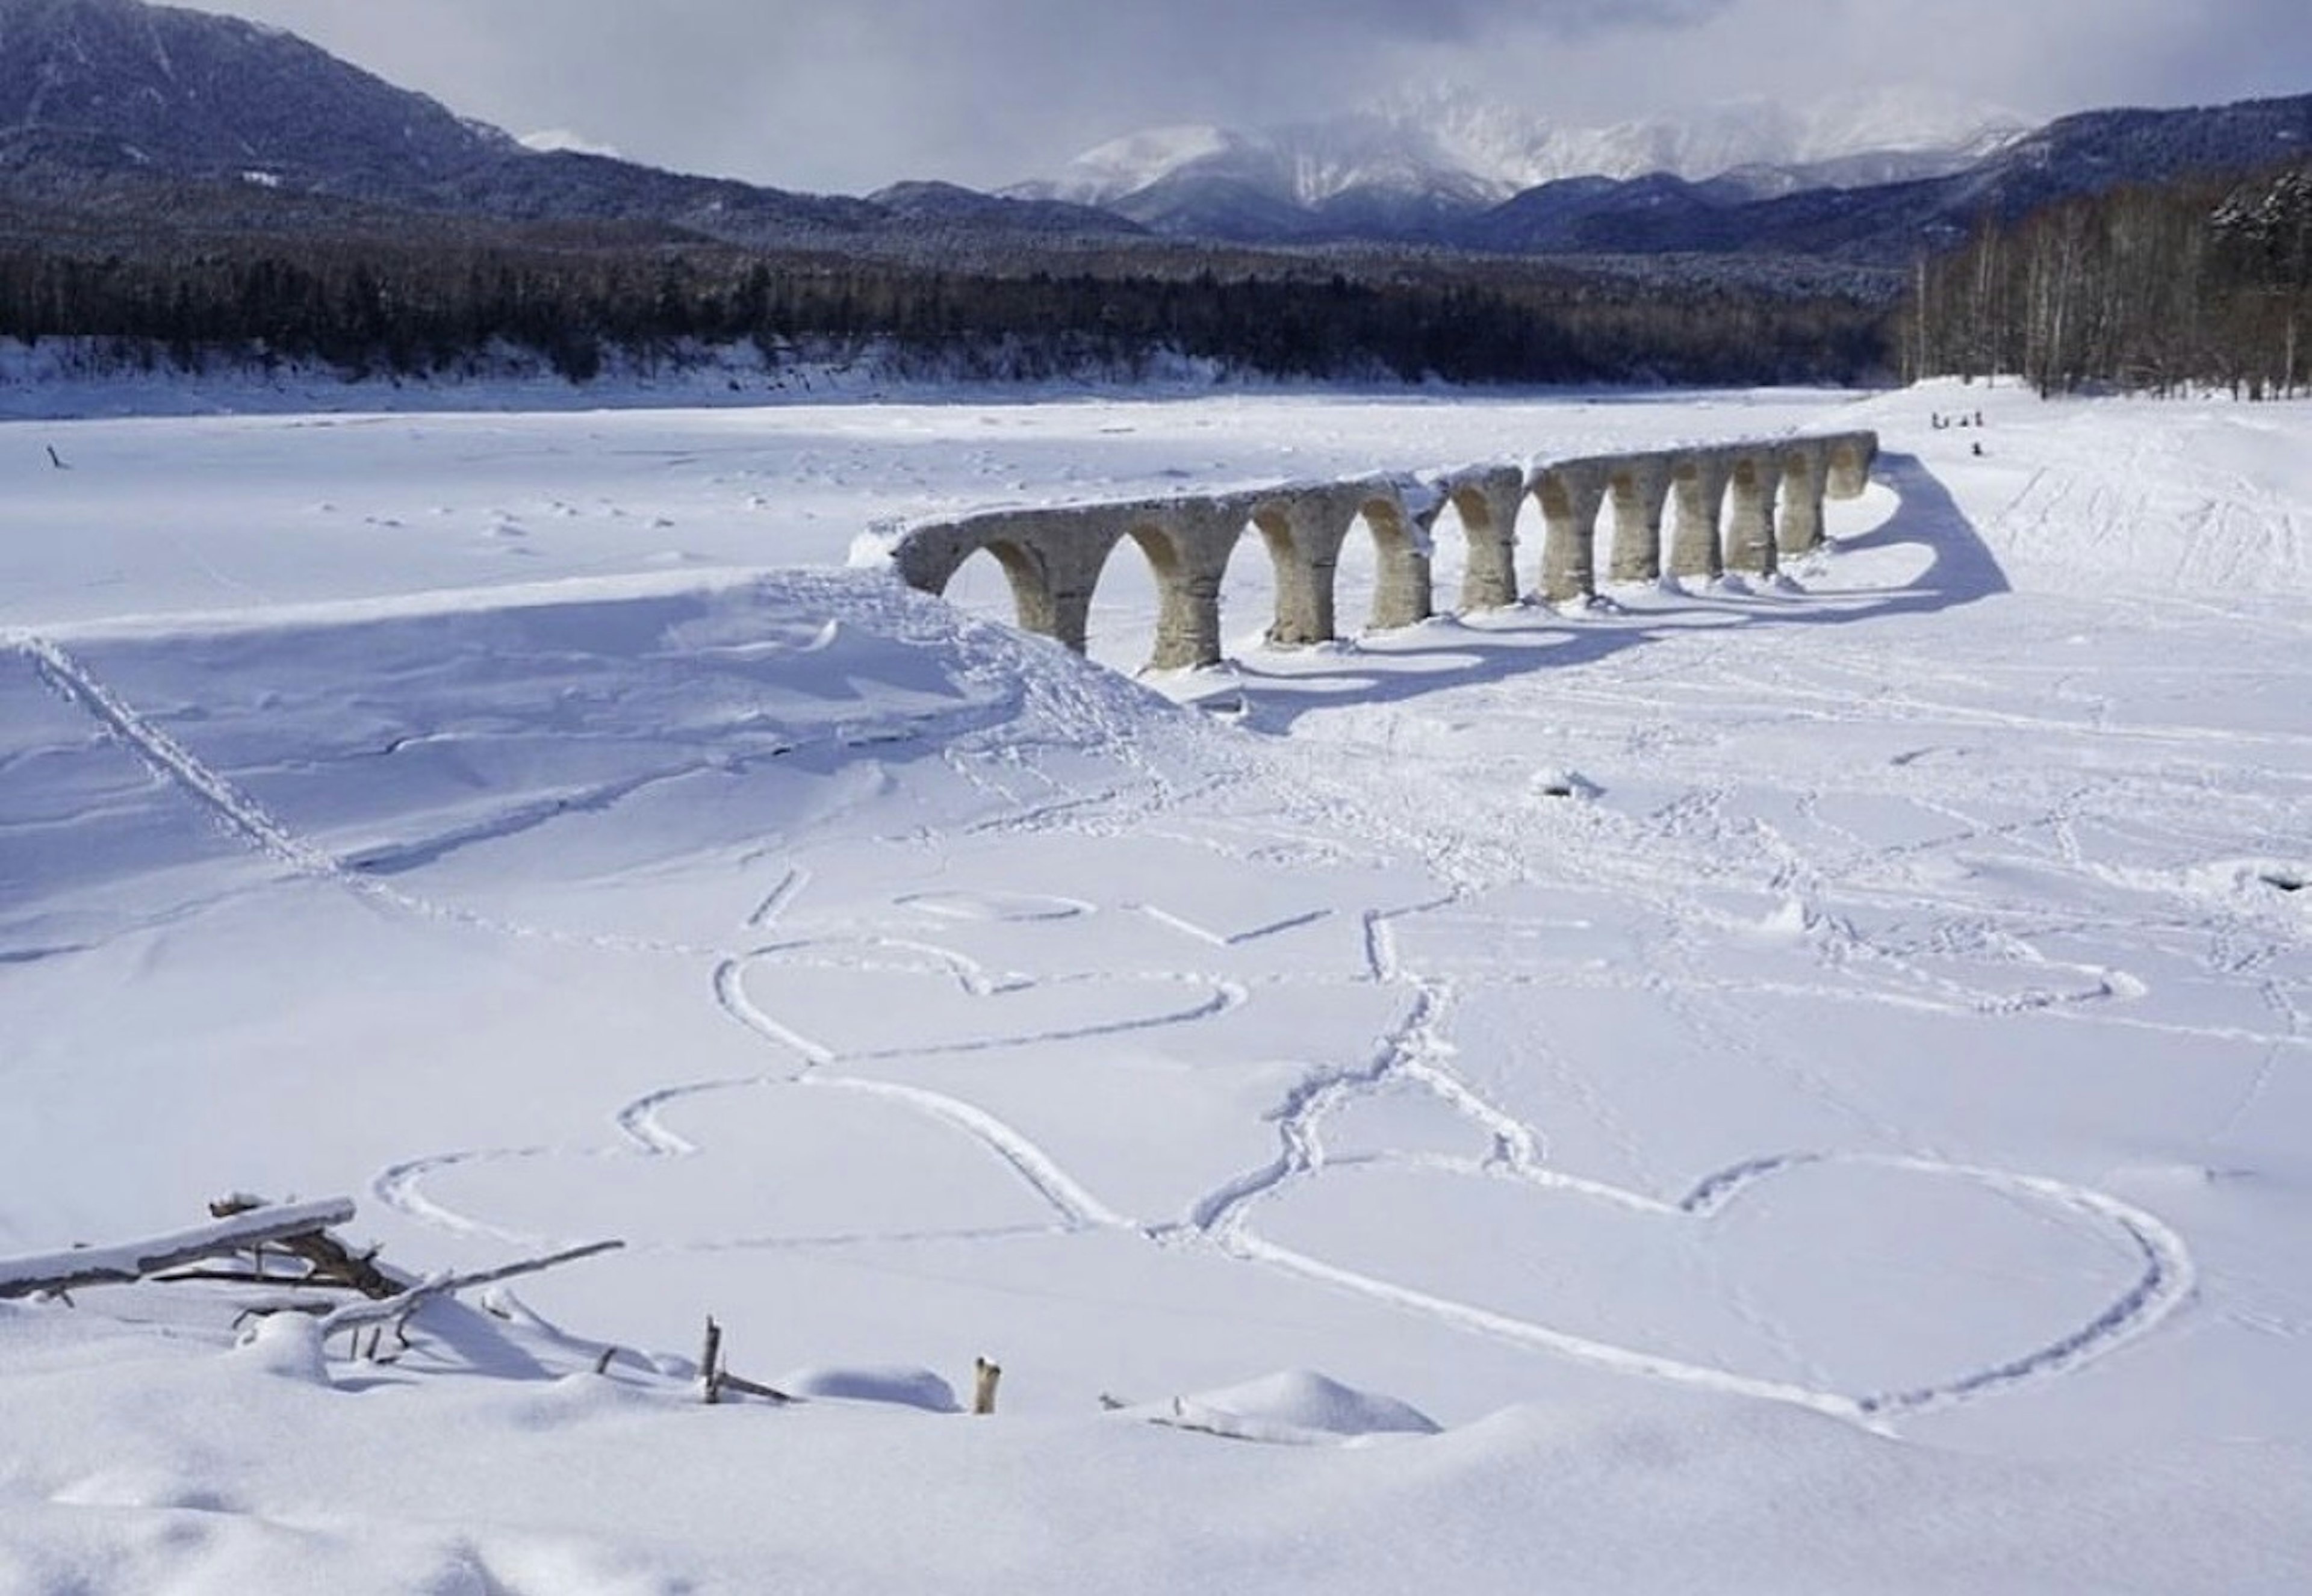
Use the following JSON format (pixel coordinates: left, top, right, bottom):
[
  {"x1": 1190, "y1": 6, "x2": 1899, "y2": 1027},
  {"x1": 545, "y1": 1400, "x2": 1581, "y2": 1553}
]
[
  {"x1": 316, "y1": 1240, "x2": 624, "y2": 1339},
  {"x1": 0, "y1": 1198, "x2": 358, "y2": 1300},
  {"x1": 209, "y1": 1194, "x2": 406, "y2": 1299},
  {"x1": 695, "y1": 1315, "x2": 793, "y2": 1404},
  {"x1": 715, "y1": 1371, "x2": 795, "y2": 1404},
  {"x1": 700, "y1": 1315, "x2": 724, "y2": 1403}
]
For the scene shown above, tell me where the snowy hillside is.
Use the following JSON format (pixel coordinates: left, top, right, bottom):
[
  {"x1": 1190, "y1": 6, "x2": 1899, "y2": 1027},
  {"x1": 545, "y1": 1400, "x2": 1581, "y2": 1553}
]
[{"x1": 2, "y1": 381, "x2": 2310, "y2": 1592}]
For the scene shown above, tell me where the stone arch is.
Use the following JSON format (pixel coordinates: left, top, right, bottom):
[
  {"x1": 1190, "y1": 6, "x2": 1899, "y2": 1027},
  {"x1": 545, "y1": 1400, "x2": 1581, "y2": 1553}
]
[
  {"x1": 1249, "y1": 503, "x2": 1320, "y2": 647},
  {"x1": 1125, "y1": 497, "x2": 1257, "y2": 671},
  {"x1": 1121, "y1": 519, "x2": 1188, "y2": 667},
  {"x1": 1356, "y1": 492, "x2": 1434, "y2": 632},
  {"x1": 950, "y1": 536, "x2": 1060, "y2": 638},
  {"x1": 1013, "y1": 510, "x2": 1130, "y2": 656}
]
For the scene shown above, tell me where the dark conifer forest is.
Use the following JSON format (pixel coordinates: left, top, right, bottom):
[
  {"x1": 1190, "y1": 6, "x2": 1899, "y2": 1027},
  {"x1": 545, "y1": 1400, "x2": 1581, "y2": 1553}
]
[{"x1": 0, "y1": 205, "x2": 1894, "y2": 388}]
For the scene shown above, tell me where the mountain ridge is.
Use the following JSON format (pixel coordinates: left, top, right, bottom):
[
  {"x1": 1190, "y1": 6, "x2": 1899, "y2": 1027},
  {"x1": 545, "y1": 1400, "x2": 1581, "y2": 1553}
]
[
  {"x1": 1004, "y1": 88, "x2": 2031, "y2": 238},
  {"x1": 1, "y1": 0, "x2": 2307, "y2": 273}
]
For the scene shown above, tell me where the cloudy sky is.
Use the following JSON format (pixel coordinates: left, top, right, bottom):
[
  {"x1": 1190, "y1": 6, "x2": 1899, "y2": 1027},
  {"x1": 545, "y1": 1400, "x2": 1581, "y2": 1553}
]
[{"x1": 188, "y1": 0, "x2": 2311, "y2": 194}]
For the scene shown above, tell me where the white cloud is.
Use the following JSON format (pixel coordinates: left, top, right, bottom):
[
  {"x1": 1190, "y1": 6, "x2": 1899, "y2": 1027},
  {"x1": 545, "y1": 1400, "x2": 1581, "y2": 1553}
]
[{"x1": 177, "y1": 0, "x2": 2311, "y2": 193}]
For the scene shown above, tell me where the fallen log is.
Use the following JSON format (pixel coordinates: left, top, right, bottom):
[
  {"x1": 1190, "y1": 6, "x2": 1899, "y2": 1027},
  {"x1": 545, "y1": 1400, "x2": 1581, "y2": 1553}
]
[
  {"x1": 317, "y1": 1240, "x2": 625, "y2": 1341},
  {"x1": 0, "y1": 1198, "x2": 358, "y2": 1301},
  {"x1": 209, "y1": 1194, "x2": 406, "y2": 1298}
]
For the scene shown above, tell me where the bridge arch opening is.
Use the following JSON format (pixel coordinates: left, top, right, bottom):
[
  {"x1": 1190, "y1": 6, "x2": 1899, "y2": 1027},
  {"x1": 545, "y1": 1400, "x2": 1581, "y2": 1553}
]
[
  {"x1": 1204, "y1": 510, "x2": 1284, "y2": 657},
  {"x1": 939, "y1": 538, "x2": 1058, "y2": 639},
  {"x1": 1080, "y1": 520, "x2": 1183, "y2": 672}
]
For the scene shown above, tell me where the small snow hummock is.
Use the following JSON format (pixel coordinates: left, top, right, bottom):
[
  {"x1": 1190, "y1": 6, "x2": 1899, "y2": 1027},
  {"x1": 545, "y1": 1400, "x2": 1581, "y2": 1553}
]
[
  {"x1": 233, "y1": 1312, "x2": 331, "y2": 1385},
  {"x1": 772, "y1": 1365, "x2": 962, "y2": 1413},
  {"x1": 1129, "y1": 1370, "x2": 1439, "y2": 1447}
]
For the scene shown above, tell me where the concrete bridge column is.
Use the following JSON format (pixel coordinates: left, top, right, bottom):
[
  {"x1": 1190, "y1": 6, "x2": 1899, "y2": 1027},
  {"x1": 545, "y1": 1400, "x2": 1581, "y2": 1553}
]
[
  {"x1": 1776, "y1": 444, "x2": 1828, "y2": 555},
  {"x1": 1022, "y1": 513, "x2": 1126, "y2": 654},
  {"x1": 1535, "y1": 462, "x2": 1609, "y2": 603},
  {"x1": 1827, "y1": 435, "x2": 1877, "y2": 500},
  {"x1": 1254, "y1": 487, "x2": 1361, "y2": 647},
  {"x1": 1360, "y1": 491, "x2": 1435, "y2": 632},
  {"x1": 1136, "y1": 498, "x2": 1256, "y2": 671},
  {"x1": 1668, "y1": 455, "x2": 1733, "y2": 581},
  {"x1": 1606, "y1": 461, "x2": 1673, "y2": 583},
  {"x1": 1432, "y1": 468, "x2": 1526, "y2": 612},
  {"x1": 1723, "y1": 455, "x2": 1783, "y2": 576}
]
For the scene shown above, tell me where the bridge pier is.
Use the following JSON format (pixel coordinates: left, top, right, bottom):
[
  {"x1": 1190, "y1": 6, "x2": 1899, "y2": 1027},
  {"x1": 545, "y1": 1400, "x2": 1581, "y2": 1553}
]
[
  {"x1": 1431, "y1": 467, "x2": 1527, "y2": 612},
  {"x1": 1360, "y1": 490, "x2": 1435, "y2": 632},
  {"x1": 1724, "y1": 455, "x2": 1783, "y2": 576},
  {"x1": 1776, "y1": 444, "x2": 1827, "y2": 555},
  {"x1": 1253, "y1": 486, "x2": 1360, "y2": 647},
  {"x1": 1535, "y1": 461, "x2": 1609, "y2": 603},
  {"x1": 1606, "y1": 461, "x2": 1671, "y2": 583},
  {"x1": 866, "y1": 428, "x2": 1880, "y2": 666},
  {"x1": 1668, "y1": 456, "x2": 1732, "y2": 580},
  {"x1": 1133, "y1": 497, "x2": 1257, "y2": 672},
  {"x1": 1827, "y1": 436, "x2": 1876, "y2": 500}
]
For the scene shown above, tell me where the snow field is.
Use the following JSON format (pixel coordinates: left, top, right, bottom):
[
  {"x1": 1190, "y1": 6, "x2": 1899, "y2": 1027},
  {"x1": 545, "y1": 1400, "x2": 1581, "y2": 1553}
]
[{"x1": 2, "y1": 379, "x2": 2310, "y2": 1591}]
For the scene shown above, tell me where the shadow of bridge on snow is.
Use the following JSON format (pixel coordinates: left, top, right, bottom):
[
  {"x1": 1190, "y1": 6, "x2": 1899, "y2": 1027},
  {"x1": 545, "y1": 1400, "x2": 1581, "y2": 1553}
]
[{"x1": 1198, "y1": 452, "x2": 2008, "y2": 734}]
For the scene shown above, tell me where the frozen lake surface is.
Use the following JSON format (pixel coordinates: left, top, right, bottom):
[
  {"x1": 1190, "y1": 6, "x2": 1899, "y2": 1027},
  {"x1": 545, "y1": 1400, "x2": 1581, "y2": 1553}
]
[{"x1": 2, "y1": 379, "x2": 2308, "y2": 1593}]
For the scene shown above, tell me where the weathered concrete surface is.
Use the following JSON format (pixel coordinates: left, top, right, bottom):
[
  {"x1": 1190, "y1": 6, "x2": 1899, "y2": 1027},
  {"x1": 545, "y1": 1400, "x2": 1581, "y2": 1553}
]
[
  {"x1": 1724, "y1": 456, "x2": 1784, "y2": 576},
  {"x1": 1251, "y1": 483, "x2": 1361, "y2": 650},
  {"x1": 1132, "y1": 496, "x2": 1260, "y2": 671},
  {"x1": 1776, "y1": 442, "x2": 1829, "y2": 555},
  {"x1": 1668, "y1": 456, "x2": 1733, "y2": 580},
  {"x1": 1534, "y1": 461, "x2": 1609, "y2": 603},
  {"x1": 1426, "y1": 465, "x2": 1526, "y2": 613},
  {"x1": 860, "y1": 429, "x2": 1876, "y2": 669},
  {"x1": 1606, "y1": 458, "x2": 1673, "y2": 583}
]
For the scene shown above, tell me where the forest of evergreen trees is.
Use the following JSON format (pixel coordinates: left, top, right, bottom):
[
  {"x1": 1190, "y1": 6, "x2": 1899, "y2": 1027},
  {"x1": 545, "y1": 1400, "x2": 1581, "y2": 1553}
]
[
  {"x1": 12, "y1": 147, "x2": 2312, "y2": 397},
  {"x1": 0, "y1": 222, "x2": 1891, "y2": 389},
  {"x1": 1898, "y1": 161, "x2": 2312, "y2": 397}
]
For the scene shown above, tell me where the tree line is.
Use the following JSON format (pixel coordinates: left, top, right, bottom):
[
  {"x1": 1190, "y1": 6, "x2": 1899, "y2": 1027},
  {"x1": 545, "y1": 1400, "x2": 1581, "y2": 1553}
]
[
  {"x1": 1897, "y1": 161, "x2": 2312, "y2": 397},
  {"x1": 0, "y1": 222, "x2": 1891, "y2": 388}
]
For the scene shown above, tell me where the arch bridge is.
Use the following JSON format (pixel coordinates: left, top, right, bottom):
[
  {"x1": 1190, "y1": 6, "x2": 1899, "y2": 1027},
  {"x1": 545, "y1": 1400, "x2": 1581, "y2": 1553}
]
[{"x1": 855, "y1": 430, "x2": 1878, "y2": 671}]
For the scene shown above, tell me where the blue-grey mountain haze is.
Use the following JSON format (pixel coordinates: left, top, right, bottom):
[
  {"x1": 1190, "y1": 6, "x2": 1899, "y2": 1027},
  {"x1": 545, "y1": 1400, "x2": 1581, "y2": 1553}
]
[{"x1": 181, "y1": 0, "x2": 2312, "y2": 193}]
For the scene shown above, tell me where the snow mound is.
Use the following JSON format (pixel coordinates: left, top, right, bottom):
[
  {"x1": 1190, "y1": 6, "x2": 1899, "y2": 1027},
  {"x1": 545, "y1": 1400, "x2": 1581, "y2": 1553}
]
[
  {"x1": 232, "y1": 1313, "x2": 330, "y2": 1385},
  {"x1": 774, "y1": 1365, "x2": 962, "y2": 1413},
  {"x1": 1139, "y1": 1370, "x2": 1440, "y2": 1446}
]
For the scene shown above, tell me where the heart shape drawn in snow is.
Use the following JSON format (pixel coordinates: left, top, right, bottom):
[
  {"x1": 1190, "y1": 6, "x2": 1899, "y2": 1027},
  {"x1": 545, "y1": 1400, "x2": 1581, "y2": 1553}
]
[
  {"x1": 717, "y1": 936, "x2": 1243, "y2": 1064},
  {"x1": 1219, "y1": 1143, "x2": 2193, "y2": 1425},
  {"x1": 377, "y1": 1068, "x2": 1125, "y2": 1252}
]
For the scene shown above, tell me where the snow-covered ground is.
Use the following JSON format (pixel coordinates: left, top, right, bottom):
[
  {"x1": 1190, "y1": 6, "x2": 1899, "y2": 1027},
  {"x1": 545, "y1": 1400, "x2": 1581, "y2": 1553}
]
[{"x1": 3, "y1": 379, "x2": 2308, "y2": 1592}]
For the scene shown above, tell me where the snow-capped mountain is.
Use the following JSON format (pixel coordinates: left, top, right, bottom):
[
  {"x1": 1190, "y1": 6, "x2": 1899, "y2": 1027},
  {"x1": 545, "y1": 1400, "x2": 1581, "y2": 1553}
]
[{"x1": 1008, "y1": 88, "x2": 2028, "y2": 240}]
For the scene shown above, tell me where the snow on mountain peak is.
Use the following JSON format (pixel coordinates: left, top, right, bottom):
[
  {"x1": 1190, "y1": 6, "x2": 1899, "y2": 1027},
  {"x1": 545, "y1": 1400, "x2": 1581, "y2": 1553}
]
[
  {"x1": 1025, "y1": 124, "x2": 1243, "y2": 205},
  {"x1": 1014, "y1": 87, "x2": 2030, "y2": 214}
]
